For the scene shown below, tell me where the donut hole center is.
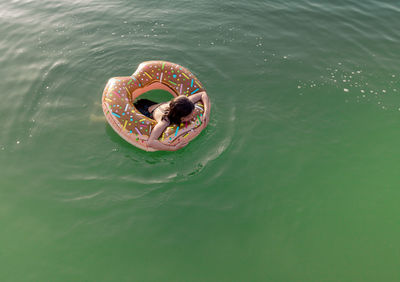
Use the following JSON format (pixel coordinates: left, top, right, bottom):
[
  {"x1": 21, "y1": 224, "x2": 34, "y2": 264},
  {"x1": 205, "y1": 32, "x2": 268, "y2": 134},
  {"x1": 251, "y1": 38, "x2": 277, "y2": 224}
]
[{"x1": 133, "y1": 89, "x2": 174, "y2": 104}]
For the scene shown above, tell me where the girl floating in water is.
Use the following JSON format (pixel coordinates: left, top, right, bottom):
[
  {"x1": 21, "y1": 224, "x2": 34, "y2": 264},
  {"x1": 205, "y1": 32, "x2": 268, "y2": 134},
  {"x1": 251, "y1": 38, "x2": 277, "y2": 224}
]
[{"x1": 134, "y1": 91, "x2": 210, "y2": 151}]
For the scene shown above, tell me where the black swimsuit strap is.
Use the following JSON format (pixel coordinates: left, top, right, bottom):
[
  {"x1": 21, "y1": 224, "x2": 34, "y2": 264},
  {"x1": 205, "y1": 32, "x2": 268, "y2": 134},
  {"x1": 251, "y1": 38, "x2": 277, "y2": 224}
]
[{"x1": 150, "y1": 102, "x2": 168, "y2": 114}]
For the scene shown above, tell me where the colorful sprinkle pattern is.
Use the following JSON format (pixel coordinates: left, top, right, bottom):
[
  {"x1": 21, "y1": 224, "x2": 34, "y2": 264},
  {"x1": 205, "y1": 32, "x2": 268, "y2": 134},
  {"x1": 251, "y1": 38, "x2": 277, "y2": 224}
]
[{"x1": 102, "y1": 61, "x2": 207, "y2": 151}]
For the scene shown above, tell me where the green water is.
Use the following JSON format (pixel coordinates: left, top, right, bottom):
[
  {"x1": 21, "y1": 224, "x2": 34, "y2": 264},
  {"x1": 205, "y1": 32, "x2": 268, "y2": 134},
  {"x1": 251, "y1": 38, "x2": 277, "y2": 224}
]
[{"x1": 1, "y1": 0, "x2": 400, "y2": 281}]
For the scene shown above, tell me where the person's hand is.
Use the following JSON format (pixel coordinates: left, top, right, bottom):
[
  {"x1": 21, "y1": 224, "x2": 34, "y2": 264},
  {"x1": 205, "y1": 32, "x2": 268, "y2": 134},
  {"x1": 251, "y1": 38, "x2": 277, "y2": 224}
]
[{"x1": 202, "y1": 110, "x2": 210, "y2": 128}]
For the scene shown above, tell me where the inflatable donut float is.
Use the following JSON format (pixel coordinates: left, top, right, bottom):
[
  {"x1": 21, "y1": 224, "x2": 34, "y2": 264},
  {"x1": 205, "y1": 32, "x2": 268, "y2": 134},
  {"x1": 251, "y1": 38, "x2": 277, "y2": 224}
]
[{"x1": 102, "y1": 61, "x2": 209, "y2": 151}]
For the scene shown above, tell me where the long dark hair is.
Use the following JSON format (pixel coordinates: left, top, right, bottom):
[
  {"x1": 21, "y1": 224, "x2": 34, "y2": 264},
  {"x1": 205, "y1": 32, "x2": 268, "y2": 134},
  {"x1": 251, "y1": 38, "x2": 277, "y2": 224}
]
[{"x1": 164, "y1": 96, "x2": 194, "y2": 124}]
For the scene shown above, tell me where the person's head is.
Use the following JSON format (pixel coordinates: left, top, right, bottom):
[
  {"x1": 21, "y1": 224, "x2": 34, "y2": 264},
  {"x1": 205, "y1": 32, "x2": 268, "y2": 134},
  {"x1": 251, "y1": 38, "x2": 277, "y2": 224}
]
[{"x1": 167, "y1": 96, "x2": 195, "y2": 124}]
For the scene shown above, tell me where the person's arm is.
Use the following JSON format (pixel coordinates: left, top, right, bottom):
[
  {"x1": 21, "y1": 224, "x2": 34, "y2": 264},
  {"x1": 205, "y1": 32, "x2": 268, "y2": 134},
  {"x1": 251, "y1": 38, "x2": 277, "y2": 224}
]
[
  {"x1": 147, "y1": 119, "x2": 187, "y2": 151},
  {"x1": 188, "y1": 91, "x2": 210, "y2": 127}
]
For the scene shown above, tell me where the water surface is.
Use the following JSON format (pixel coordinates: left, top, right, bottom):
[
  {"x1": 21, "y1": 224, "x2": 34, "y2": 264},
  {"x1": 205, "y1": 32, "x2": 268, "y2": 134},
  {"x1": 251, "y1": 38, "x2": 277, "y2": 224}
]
[{"x1": 1, "y1": 0, "x2": 400, "y2": 281}]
